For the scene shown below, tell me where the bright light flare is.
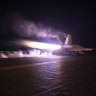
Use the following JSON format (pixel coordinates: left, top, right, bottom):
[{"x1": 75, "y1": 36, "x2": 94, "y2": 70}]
[{"x1": 21, "y1": 40, "x2": 61, "y2": 50}]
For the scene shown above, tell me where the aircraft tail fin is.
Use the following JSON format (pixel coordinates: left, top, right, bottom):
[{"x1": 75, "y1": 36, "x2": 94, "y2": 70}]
[{"x1": 64, "y1": 34, "x2": 72, "y2": 45}]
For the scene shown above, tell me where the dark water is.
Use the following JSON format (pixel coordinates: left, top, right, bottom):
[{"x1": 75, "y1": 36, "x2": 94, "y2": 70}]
[{"x1": 0, "y1": 56, "x2": 96, "y2": 96}]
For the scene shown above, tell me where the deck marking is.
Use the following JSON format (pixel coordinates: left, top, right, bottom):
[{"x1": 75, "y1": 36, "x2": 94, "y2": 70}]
[{"x1": 0, "y1": 60, "x2": 64, "y2": 70}]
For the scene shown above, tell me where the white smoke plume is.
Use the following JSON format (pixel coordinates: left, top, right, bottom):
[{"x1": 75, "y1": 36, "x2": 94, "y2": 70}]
[
  {"x1": 12, "y1": 18, "x2": 66, "y2": 37},
  {"x1": 0, "y1": 12, "x2": 66, "y2": 38}
]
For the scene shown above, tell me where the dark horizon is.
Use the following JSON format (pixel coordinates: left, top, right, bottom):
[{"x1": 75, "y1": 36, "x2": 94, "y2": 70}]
[{"x1": 0, "y1": 1, "x2": 96, "y2": 48}]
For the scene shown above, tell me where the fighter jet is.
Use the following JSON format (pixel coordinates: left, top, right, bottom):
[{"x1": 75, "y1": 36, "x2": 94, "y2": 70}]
[{"x1": 63, "y1": 34, "x2": 93, "y2": 53}]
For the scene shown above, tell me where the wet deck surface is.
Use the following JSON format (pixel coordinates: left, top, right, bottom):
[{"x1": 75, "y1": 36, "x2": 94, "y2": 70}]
[{"x1": 0, "y1": 56, "x2": 96, "y2": 96}]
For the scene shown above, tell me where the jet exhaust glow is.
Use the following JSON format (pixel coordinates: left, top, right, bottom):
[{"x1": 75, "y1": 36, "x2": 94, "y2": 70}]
[{"x1": 21, "y1": 40, "x2": 61, "y2": 50}]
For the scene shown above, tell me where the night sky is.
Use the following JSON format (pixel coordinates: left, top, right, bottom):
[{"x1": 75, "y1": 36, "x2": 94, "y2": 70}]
[{"x1": 0, "y1": 1, "x2": 96, "y2": 48}]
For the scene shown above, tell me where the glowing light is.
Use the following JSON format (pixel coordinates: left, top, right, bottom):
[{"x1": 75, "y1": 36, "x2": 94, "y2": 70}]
[
  {"x1": 28, "y1": 49, "x2": 53, "y2": 57},
  {"x1": 21, "y1": 40, "x2": 61, "y2": 50}
]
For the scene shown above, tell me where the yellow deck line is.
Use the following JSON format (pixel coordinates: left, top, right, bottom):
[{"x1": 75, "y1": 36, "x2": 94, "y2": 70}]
[{"x1": 0, "y1": 60, "x2": 64, "y2": 70}]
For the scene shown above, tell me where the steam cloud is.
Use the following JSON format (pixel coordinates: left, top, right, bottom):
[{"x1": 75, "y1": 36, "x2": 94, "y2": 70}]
[{"x1": 0, "y1": 12, "x2": 66, "y2": 38}]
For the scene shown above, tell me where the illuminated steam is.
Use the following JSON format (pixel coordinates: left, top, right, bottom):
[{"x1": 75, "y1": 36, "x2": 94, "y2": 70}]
[
  {"x1": 0, "y1": 12, "x2": 66, "y2": 38},
  {"x1": 12, "y1": 18, "x2": 65, "y2": 37},
  {"x1": 0, "y1": 50, "x2": 53, "y2": 58}
]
